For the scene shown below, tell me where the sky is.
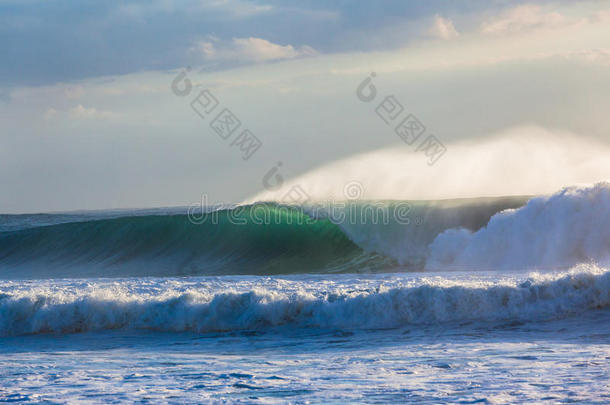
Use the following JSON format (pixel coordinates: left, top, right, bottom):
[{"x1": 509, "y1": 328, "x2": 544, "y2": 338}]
[{"x1": 1, "y1": 0, "x2": 610, "y2": 213}]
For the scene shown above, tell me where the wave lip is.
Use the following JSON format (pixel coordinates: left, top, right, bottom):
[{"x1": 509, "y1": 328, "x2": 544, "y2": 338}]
[{"x1": 0, "y1": 266, "x2": 608, "y2": 336}]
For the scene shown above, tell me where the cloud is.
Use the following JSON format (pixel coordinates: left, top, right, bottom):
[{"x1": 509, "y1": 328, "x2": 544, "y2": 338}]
[
  {"x1": 69, "y1": 104, "x2": 117, "y2": 119},
  {"x1": 193, "y1": 37, "x2": 317, "y2": 64},
  {"x1": 430, "y1": 15, "x2": 459, "y2": 40},
  {"x1": 41, "y1": 104, "x2": 118, "y2": 120},
  {"x1": 561, "y1": 48, "x2": 610, "y2": 66},
  {"x1": 43, "y1": 108, "x2": 58, "y2": 120},
  {"x1": 590, "y1": 9, "x2": 610, "y2": 23},
  {"x1": 480, "y1": 5, "x2": 567, "y2": 35},
  {"x1": 232, "y1": 37, "x2": 303, "y2": 61}
]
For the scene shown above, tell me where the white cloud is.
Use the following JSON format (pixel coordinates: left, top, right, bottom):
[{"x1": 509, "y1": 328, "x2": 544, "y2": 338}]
[
  {"x1": 69, "y1": 104, "x2": 117, "y2": 119},
  {"x1": 430, "y1": 15, "x2": 459, "y2": 40},
  {"x1": 43, "y1": 108, "x2": 57, "y2": 120},
  {"x1": 193, "y1": 37, "x2": 317, "y2": 63},
  {"x1": 480, "y1": 5, "x2": 568, "y2": 35},
  {"x1": 232, "y1": 37, "x2": 300, "y2": 61},
  {"x1": 42, "y1": 105, "x2": 117, "y2": 121},
  {"x1": 198, "y1": 40, "x2": 217, "y2": 58}
]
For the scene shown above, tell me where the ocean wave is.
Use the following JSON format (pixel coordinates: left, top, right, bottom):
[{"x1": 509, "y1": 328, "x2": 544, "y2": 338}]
[
  {"x1": 0, "y1": 197, "x2": 526, "y2": 278},
  {"x1": 0, "y1": 266, "x2": 607, "y2": 336},
  {"x1": 0, "y1": 182, "x2": 607, "y2": 277}
]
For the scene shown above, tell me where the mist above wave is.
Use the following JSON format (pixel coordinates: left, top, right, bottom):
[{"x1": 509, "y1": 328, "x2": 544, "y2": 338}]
[{"x1": 248, "y1": 126, "x2": 610, "y2": 203}]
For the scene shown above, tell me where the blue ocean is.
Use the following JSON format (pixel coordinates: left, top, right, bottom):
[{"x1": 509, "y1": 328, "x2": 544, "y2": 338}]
[{"x1": 1, "y1": 182, "x2": 609, "y2": 403}]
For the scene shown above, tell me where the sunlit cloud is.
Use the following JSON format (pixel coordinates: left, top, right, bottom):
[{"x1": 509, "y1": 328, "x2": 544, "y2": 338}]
[
  {"x1": 193, "y1": 36, "x2": 317, "y2": 64},
  {"x1": 480, "y1": 5, "x2": 567, "y2": 35},
  {"x1": 69, "y1": 104, "x2": 117, "y2": 119},
  {"x1": 429, "y1": 15, "x2": 459, "y2": 40}
]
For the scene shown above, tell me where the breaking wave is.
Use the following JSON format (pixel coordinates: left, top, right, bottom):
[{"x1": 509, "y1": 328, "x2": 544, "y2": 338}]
[
  {"x1": 427, "y1": 181, "x2": 610, "y2": 270},
  {"x1": 0, "y1": 266, "x2": 607, "y2": 336},
  {"x1": 0, "y1": 197, "x2": 527, "y2": 278},
  {"x1": 0, "y1": 182, "x2": 607, "y2": 278}
]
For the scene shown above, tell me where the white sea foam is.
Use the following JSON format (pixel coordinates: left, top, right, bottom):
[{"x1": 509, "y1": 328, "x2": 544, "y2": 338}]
[
  {"x1": 426, "y1": 182, "x2": 610, "y2": 270},
  {"x1": 0, "y1": 265, "x2": 607, "y2": 336}
]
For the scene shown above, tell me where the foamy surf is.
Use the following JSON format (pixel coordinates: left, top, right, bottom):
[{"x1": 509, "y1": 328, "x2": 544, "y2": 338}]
[
  {"x1": 426, "y1": 181, "x2": 610, "y2": 271},
  {"x1": 0, "y1": 264, "x2": 607, "y2": 336}
]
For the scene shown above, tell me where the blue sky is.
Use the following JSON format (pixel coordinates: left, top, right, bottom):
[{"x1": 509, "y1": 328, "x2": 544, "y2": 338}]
[{"x1": 1, "y1": 0, "x2": 610, "y2": 212}]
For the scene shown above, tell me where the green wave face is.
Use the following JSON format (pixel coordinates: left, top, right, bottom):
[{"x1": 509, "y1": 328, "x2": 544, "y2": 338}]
[{"x1": 0, "y1": 204, "x2": 386, "y2": 278}]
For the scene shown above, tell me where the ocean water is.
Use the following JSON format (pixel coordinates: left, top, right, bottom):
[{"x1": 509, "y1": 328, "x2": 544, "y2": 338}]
[{"x1": 0, "y1": 182, "x2": 609, "y2": 403}]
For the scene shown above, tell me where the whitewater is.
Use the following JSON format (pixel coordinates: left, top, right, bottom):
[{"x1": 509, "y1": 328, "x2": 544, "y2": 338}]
[{"x1": 1, "y1": 182, "x2": 609, "y2": 403}]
